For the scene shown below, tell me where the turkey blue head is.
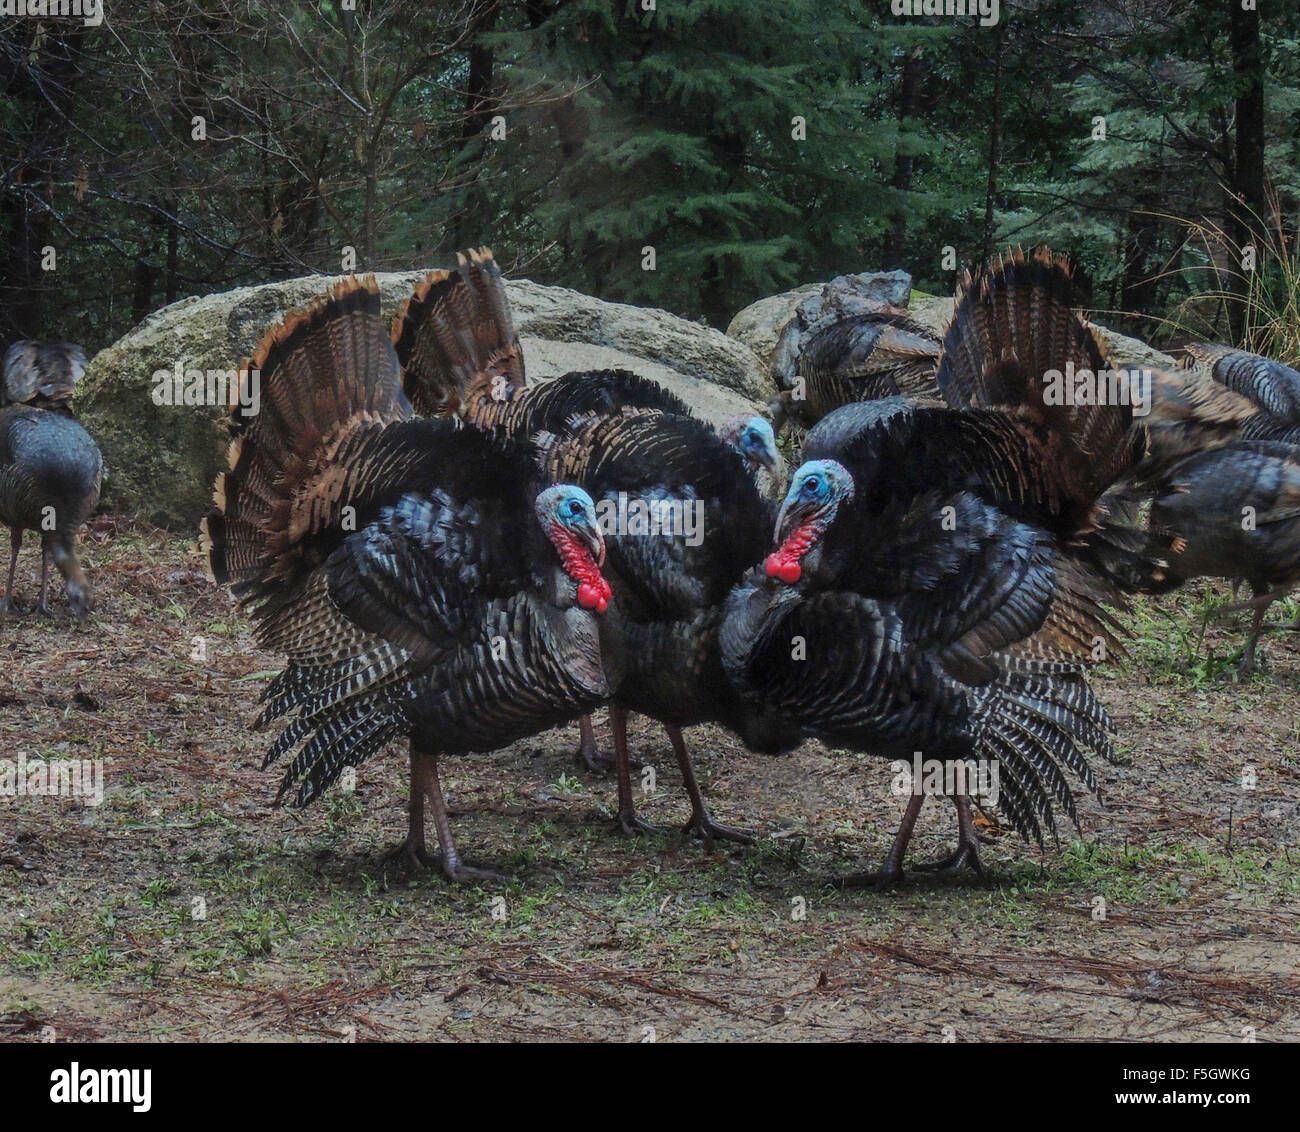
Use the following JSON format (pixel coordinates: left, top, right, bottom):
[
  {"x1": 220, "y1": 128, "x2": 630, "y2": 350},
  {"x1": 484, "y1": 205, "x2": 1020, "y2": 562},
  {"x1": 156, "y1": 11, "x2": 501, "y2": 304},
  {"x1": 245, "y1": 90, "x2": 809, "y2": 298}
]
[
  {"x1": 719, "y1": 414, "x2": 784, "y2": 478},
  {"x1": 535, "y1": 484, "x2": 612, "y2": 614},
  {"x1": 765, "y1": 459, "x2": 854, "y2": 584}
]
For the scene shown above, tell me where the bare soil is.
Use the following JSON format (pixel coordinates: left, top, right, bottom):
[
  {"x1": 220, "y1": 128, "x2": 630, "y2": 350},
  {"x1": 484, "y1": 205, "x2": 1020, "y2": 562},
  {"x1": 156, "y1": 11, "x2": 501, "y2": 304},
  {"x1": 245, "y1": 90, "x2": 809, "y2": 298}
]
[{"x1": 1, "y1": 523, "x2": 1297, "y2": 1042}]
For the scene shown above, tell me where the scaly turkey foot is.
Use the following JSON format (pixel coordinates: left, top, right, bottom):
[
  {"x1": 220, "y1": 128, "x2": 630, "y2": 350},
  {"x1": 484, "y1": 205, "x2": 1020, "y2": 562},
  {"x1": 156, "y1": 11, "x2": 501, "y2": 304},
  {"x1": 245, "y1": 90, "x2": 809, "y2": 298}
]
[
  {"x1": 912, "y1": 841, "x2": 985, "y2": 877},
  {"x1": 382, "y1": 840, "x2": 506, "y2": 883},
  {"x1": 683, "y1": 809, "x2": 754, "y2": 845},
  {"x1": 383, "y1": 838, "x2": 439, "y2": 871},
  {"x1": 616, "y1": 809, "x2": 669, "y2": 837},
  {"x1": 577, "y1": 745, "x2": 643, "y2": 775},
  {"x1": 36, "y1": 601, "x2": 55, "y2": 618},
  {"x1": 574, "y1": 714, "x2": 643, "y2": 775},
  {"x1": 577, "y1": 744, "x2": 617, "y2": 774},
  {"x1": 1229, "y1": 647, "x2": 1263, "y2": 680},
  {"x1": 834, "y1": 865, "x2": 905, "y2": 889}
]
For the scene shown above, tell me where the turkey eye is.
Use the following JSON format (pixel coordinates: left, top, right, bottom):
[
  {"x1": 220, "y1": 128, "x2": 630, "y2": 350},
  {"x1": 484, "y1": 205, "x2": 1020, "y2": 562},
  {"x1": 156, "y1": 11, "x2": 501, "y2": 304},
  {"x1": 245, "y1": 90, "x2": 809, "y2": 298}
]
[
  {"x1": 566, "y1": 499, "x2": 583, "y2": 517},
  {"x1": 803, "y1": 477, "x2": 820, "y2": 495}
]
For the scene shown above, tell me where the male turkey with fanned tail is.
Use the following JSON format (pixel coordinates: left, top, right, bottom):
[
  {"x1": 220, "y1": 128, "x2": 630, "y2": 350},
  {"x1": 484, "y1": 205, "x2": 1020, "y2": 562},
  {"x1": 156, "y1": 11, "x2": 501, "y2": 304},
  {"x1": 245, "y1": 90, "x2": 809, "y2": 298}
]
[
  {"x1": 390, "y1": 249, "x2": 798, "y2": 843},
  {"x1": 722, "y1": 248, "x2": 1146, "y2": 885},
  {"x1": 202, "y1": 277, "x2": 622, "y2": 882}
]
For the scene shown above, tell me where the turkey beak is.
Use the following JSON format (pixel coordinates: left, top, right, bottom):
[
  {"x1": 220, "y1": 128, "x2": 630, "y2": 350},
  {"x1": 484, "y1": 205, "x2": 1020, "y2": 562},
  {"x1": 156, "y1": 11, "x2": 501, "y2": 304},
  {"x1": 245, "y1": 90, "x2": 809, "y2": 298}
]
[
  {"x1": 574, "y1": 511, "x2": 606, "y2": 568},
  {"x1": 774, "y1": 496, "x2": 801, "y2": 546},
  {"x1": 760, "y1": 443, "x2": 786, "y2": 483}
]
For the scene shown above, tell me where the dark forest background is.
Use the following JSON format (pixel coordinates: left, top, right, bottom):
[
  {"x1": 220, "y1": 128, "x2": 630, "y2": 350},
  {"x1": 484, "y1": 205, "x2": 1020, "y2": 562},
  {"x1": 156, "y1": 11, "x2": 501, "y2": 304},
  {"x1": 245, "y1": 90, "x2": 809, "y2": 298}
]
[{"x1": 3, "y1": 0, "x2": 1298, "y2": 358}]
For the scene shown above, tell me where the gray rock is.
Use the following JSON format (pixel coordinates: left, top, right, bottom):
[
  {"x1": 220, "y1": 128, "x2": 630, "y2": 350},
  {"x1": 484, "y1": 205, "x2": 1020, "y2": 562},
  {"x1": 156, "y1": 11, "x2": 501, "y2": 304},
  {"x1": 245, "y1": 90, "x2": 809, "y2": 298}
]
[
  {"x1": 1085, "y1": 322, "x2": 1176, "y2": 372},
  {"x1": 508, "y1": 280, "x2": 770, "y2": 401},
  {"x1": 74, "y1": 272, "x2": 771, "y2": 527},
  {"x1": 725, "y1": 284, "x2": 822, "y2": 372}
]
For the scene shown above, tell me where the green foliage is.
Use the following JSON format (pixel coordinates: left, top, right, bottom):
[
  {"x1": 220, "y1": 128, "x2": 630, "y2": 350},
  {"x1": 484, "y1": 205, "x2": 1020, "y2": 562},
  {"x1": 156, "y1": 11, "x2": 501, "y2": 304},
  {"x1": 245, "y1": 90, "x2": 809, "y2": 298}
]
[{"x1": 0, "y1": 0, "x2": 1297, "y2": 344}]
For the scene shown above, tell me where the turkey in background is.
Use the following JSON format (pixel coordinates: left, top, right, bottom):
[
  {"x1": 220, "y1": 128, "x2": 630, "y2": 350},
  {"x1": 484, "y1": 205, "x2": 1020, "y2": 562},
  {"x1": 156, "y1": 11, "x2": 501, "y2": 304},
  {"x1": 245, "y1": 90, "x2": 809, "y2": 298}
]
[
  {"x1": 768, "y1": 270, "x2": 942, "y2": 435},
  {"x1": 0, "y1": 339, "x2": 103, "y2": 618},
  {"x1": 1109, "y1": 344, "x2": 1300, "y2": 675}
]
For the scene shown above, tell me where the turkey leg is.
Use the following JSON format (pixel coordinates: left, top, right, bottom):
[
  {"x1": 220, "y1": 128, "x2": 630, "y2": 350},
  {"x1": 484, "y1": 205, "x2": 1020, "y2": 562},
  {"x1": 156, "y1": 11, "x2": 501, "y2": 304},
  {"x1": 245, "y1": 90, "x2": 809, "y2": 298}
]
[
  {"x1": 837, "y1": 790, "x2": 924, "y2": 888},
  {"x1": 1218, "y1": 587, "x2": 1286, "y2": 675},
  {"x1": 912, "y1": 792, "x2": 986, "y2": 876},
  {"x1": 1, "y1": 527, "x2": 19, "y2": 613},
  {"x1": 667, "y1": 725, "x2": 753, "y2": 844},
  {"x1": 36, "y1": 545, "x2": 53, "y2": 616},
  {"x1": 613, "y1": 704, "x2": 668, "y2": 836},
  {"x1": 574, "y1": 713, "x2": 607, "y2": 773},
  {"x1": 387, "y1": 745, "x2": 505, "y2": 882},
  {"x1": 575, "y1": 711, "x2": 643, "y2": 775}
]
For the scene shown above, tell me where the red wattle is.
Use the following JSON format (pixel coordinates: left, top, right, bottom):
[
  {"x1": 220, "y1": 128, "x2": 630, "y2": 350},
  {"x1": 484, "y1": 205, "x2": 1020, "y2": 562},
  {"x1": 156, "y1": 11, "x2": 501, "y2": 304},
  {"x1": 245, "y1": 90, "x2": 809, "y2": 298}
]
[
  {"x1": 765, "y1": 554, "x2": 801, "y2": 584},
  {"x1": 555, "y1": 527, "x2": 611, "y2": 615},
  {"x1": 578, "y1": 580, "x2": 610, "y2": 613}
]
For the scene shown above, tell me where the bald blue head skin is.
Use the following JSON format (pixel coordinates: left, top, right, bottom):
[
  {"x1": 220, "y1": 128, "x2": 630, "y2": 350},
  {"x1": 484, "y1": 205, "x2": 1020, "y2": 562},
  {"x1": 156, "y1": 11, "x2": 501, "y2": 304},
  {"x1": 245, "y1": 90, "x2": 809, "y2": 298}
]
[
  {"x1": 720, "y1": 414, "x2": 784, "y2": 480},
  {"x1": 534, "y1": 484, "x2": 606, "y2": 566}
]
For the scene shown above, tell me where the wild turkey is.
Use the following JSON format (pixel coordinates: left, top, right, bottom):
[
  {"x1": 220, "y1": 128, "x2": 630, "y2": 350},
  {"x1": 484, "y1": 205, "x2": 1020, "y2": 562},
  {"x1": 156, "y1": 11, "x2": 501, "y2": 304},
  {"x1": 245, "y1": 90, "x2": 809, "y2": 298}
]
[
  {"x1": 202, "y1": 276, "x2": 622, "y2": 881},
  {"x1": 716, "y1": 413, "x2": 786, "y2": 500},
  {"x1": 0, "y1": 340, "x2": 102, "y2": 618},
  {"x1": 1135, "y1": 440, "x2": 1300, "y2": 675},
  {"x1": 573, "y1": 412, "x2": 784, "y2": 773},
  {"x1": 768, "y1": 277, "x2": 942, "y2": 433},
  {"x1": 1101, "y1": 343, "x2": 1300, "y2": 667},
  {"x1": 1134, "y1": 364, "x2": 1259, "y2": 472},
  {"x1": 1182, "y1": 342, "x2": 1300, "y2": 445},
  {"x1": 391, "y1": 250, "x2": 800, "y2": 840},
  {"x1": 3, "y1": 340, "x2": 88, "y2": 411},
  {"x1": 722, "y1": 248, "x2": 1143, "y2": 884}
]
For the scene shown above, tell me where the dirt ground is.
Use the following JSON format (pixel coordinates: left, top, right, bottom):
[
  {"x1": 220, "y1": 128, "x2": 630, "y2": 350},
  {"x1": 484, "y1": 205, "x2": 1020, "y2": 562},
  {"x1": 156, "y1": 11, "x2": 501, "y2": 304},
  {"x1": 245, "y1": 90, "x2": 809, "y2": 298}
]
[{"x1": 1, "y1": 522, "x2": 1297, "y2": 1042}]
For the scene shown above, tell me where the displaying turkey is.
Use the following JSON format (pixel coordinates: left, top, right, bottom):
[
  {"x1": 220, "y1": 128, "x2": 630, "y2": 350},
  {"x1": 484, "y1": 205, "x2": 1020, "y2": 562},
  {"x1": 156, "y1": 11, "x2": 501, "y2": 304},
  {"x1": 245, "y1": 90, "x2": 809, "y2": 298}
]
[
  {"x1": 202, "y1": 276, "x2": 622, "y2": 882},
  {"x1": 722, "y1": 247, "x2": 1143, "y2": 884},
  {"x1": 3, "y1": 340, "x2": 89, "y2": 412},
  {"x1": 768, "y1": 274, "x2": 942, "y2": 433},
  {"x1": 391, "y1": 249, "x2": 800, "y2": 841}
]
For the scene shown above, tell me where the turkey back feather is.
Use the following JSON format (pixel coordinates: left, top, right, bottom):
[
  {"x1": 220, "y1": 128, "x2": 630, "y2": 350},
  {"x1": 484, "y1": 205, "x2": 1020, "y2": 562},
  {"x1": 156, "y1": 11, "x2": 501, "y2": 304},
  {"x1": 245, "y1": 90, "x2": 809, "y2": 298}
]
[{"x1": 2, "y1": 340, "x2": 88, "y2": 409}]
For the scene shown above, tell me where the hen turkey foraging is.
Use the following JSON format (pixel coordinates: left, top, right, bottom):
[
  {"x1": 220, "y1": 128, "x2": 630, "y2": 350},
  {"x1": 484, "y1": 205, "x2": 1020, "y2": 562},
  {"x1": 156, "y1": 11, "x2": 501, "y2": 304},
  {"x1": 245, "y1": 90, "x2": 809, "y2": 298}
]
[
  {"x1": 391, "y1": 249, "x2": 800, "y2": 842},
  {"x1": 202, "y1": 276, "x2": 621, "y2": 882},
  {"x1": 0, "y1": 340, "x2": 103, "y2": 617},
  {"x1": 723, "y1": 247, "x2": 1144, "y2": 884},
  {"x1": 1137, "y1": 440, "x2": 1300, "y2": 675}
]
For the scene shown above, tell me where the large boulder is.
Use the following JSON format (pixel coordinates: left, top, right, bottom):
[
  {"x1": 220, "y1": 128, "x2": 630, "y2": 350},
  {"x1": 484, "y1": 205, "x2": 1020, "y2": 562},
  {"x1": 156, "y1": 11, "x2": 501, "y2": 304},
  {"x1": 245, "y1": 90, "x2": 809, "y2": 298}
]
[
  {"x1": 724, "y1": 284, "x2": 822, "y2": 374},
  {"x1": 75, "y1": 273, "x2": 771, "y2": 528}
]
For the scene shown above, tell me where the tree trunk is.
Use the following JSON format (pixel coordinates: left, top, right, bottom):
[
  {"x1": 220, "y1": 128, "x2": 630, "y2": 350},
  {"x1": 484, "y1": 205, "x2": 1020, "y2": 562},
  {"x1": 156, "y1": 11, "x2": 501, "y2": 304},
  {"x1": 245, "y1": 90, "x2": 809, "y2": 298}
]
[
  {"x1": 980, "y1": 28, "x2": 1005, "y2": 267},
  {"x1": 882, "y1": 44, "x2": 923, "y2": 269},
  {"x1": 1228, "y1": 0, "x2": 1266, "y2": 343}
]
